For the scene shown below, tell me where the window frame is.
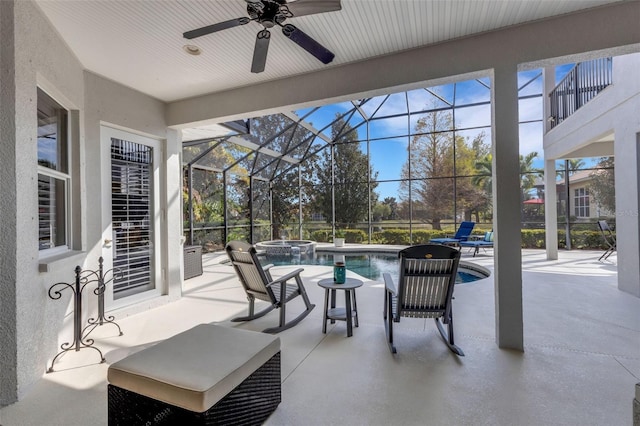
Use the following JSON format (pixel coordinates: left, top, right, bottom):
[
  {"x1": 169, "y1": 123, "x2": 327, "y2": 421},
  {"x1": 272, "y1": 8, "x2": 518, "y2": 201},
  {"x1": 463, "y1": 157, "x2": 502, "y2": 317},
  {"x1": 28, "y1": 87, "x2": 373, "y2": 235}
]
[
  {"x1": 37, "y1": 87, "x2": 71, "y2": 256},
  {"x1": 573, "y1": 187, "x2": 590, "y2": 218}
]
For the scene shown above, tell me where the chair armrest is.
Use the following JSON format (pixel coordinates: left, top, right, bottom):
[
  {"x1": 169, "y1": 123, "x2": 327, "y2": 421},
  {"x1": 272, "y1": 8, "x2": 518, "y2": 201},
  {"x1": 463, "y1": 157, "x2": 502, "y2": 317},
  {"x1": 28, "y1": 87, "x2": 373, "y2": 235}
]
[
  {"x1": 383, "y1": 273, "x2": 397, "y2": 296},
  {"x1": 266, "y1": 268, "x2": 305, "y2": 287},
  {"x1": 262, "y1": 264, "x2": 274, "y2": 272}
]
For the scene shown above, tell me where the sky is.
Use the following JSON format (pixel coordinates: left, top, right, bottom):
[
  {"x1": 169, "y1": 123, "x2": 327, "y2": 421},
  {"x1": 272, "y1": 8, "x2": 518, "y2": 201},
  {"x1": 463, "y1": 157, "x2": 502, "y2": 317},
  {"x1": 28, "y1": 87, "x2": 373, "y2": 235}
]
[
  {"x1": 192, "y1": 62, "x2": 604, "y2": 201},
  {"x1": 285, "y1": 62, "x2": 605, "y2": 201}
]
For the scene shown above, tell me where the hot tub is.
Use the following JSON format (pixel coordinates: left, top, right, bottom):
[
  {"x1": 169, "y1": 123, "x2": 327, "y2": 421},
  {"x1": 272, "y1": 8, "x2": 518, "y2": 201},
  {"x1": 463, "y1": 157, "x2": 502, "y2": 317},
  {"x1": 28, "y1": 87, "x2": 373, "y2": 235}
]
[{"x1": 255, "y1": 240, "x2": 316, "y2": 256}]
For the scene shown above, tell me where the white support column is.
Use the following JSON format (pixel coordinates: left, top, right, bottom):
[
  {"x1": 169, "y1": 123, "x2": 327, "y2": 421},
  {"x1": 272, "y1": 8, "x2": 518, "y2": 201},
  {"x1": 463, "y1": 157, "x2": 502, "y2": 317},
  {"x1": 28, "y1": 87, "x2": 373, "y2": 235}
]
[
  {"x1": 543, "y1": 67, "x2": 558, "y2": 260},
  {"x1": 491, "y1": 65, "x2": 524, "y2": 351},
  {"x1": 614, "y1": 130, "x2": 640, "y2": 297},
  {"x1": 165, "y1": 128, "x2": 184, "y2": 301},
  {"x1": 544, "y1": 158, "x2": 559, "y2": 259}
]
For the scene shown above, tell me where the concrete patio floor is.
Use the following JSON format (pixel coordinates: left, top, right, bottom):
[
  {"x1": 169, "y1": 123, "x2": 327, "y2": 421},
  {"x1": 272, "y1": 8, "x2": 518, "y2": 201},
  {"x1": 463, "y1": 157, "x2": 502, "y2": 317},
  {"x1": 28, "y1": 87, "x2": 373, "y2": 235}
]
[{"x1": 1, "y1": 248, "x2": 638, "y2": 426}]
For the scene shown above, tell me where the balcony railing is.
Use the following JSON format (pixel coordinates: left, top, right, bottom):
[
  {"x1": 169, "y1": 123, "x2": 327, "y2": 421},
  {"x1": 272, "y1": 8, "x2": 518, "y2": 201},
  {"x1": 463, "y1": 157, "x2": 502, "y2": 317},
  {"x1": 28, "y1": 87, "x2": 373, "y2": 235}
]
[{"x1": 549, "y1": 57, "x2": 612, "y2": 128}]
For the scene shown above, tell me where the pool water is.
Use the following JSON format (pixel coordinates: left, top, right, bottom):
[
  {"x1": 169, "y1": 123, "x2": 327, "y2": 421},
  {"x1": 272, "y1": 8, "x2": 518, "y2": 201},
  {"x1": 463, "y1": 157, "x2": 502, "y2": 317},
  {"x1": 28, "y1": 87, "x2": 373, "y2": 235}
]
[{"x1": 263, "y1": 252, "x2": 484, "y2": 283}]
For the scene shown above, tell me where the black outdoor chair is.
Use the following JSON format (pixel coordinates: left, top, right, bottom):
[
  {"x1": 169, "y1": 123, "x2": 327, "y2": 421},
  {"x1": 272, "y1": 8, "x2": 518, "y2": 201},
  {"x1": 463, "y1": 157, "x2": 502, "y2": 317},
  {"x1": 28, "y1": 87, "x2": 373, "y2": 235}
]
[
  {"x1": 383, "y1": 244, "x2": 464, "y2": 356},
  {"x1": 225, "y1": 241, "x2": 315, "y2": 333},
  {"x1": 597, "y1": 220, "x2": 617, "y2": 261}
]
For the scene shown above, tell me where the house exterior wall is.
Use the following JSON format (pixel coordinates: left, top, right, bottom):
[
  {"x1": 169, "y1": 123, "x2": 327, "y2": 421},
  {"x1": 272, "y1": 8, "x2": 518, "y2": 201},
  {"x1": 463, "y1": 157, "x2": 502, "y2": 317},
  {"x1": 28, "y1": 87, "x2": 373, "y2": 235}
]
[
  {"x1": 569, "y1": 180, "x2": 601, "y2": 219},
  {"x1": 544, "y1": 53, "x2": 640, "y2": 296},
  {"x1": 557, "y1": 175, "x2": 616, "y2": 220},
  {"x1": 0, "y1": 0, "x2": 182, "y2": 406},
  {"x1": 0, "y1": 0, "x2": 19, "y2": 407}
]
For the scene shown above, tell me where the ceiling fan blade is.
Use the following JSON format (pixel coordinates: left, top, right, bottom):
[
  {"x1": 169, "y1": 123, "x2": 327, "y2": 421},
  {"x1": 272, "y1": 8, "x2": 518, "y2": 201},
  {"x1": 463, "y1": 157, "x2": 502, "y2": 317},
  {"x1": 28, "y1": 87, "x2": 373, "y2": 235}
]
[
  {"x1": 286, "y1": 0, "x2": 341, "y2": 17},
  {"x1": 183, "y1": 17, "x2": 250, "y2": 40},
  {"x1": 251, "y1": 29, "x2": 271, "y2": 73},
  {"x1": 282, "y1": 24, "x2": 334, "y2": 64}
]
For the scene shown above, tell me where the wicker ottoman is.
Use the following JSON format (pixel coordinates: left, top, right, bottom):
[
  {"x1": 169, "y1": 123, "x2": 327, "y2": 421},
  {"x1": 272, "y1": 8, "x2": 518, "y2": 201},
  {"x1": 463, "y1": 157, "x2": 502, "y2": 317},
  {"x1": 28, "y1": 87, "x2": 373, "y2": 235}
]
[{"x1": 107, "y1": 324, "x2": 281, "y2": 425}]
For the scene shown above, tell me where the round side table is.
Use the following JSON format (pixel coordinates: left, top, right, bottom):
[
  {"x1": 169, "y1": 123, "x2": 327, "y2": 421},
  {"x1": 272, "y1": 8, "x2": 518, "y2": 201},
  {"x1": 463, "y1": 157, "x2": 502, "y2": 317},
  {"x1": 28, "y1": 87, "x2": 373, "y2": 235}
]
[{"x1": 317, "y1": 278, "x2": 363, "y2": 337}]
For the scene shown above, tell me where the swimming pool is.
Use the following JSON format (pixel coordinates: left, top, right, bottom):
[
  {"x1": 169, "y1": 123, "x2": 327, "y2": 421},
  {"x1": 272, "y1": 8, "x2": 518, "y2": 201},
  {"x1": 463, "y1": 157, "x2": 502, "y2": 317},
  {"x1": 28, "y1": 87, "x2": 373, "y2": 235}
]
[{"x1": 262, "y1": 252, "x2": 489, "y2": 283}]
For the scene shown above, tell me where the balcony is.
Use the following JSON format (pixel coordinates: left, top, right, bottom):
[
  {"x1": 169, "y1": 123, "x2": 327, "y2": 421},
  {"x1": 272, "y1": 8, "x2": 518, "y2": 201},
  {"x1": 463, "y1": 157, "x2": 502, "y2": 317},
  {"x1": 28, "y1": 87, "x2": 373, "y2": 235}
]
[{"x1": 549, "y1": 57, "x2": 613, "y2": 128}]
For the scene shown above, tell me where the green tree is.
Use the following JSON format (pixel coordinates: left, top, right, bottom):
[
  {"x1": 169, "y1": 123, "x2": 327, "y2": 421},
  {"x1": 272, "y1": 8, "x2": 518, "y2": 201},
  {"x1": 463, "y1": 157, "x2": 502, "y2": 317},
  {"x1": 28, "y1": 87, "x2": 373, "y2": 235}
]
[
  {"x1": 271, "y1": 170, "x2": 300, "y2": 238},
  {"x1": 471, "y1": 153, "x2": 494, "y2": 222},
  {"x1": 249, "y1": 115, "x2": 310, "y2": 238},
  {"x1": 304, "y1": 114, "x2": 378, "y2": 228},
  {"x1": 520, "y1": 151, "x2": 543, "y2": 202},
  {"x1": 472, "y1": 153, "x2": 492, "y2": 194},
  {"x1": 183, "y1": 139, "x2": 249, "y2": 234},
  {"x1": 473, "y1": 151, "x2": 542, "y2": 201},
  {"x1": 567, "y1": 159, "x2": 586, "y2": 175},
  {"x1": 399, "y1": 110, "x2": 489, "y2": 229},
  {"x1": 589, "y1": 157, "x2": 615, "y2": 215},
  {"x1": 381, "y1": 197, "x2": 398, "y2": 220},
  {"x1": 455, "y1": 131, "x2": 491, "y2": 222},
  {"x1": 472, "y1": 151, "x2": 543, "y2": 221},
  {"x1": 556, "y1": 158, "x2": 586, "y2": 178},
  {"x1": 372, "y1": 202, "x2": 391, "y2": 221},
  {"x1": 399, "y1": 110, "x2": 453, "y2": 230}
]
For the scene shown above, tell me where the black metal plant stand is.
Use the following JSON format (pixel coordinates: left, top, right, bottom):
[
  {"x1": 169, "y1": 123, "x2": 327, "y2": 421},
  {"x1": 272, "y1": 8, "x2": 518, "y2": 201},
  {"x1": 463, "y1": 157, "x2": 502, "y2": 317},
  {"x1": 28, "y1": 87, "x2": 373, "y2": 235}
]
[
  {"x1": 82, "y1": 257, "x2": 123, "y2": 339},
  {"x1": 47, "y1": 257, "x2": 122, "y2": 373}
]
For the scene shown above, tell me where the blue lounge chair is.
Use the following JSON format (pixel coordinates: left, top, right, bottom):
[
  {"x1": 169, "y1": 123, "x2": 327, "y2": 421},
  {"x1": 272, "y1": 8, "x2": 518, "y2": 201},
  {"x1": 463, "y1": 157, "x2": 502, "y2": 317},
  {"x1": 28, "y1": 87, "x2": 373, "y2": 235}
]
[
  {"x1": 430, "y1": 221, "x2": 475, "y2": 247},
  {"x1": 459, "y1": 231, "x2": 494, "y2": 257}
]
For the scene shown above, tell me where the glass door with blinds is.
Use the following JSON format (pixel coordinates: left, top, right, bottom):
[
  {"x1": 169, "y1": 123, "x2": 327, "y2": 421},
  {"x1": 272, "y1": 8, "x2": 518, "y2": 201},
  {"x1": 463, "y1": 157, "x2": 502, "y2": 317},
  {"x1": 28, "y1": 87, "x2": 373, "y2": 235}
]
[{"x1": 101, "y1": 127, "x2": 162, "y2": 306}]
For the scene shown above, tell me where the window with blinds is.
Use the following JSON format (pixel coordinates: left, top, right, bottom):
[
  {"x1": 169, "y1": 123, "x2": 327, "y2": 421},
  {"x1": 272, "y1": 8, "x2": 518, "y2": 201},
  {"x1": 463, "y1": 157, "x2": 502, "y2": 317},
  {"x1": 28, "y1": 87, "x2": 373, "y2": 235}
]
[{"x1": 111, "y1": 138, "x2": 154, "y2": 299}]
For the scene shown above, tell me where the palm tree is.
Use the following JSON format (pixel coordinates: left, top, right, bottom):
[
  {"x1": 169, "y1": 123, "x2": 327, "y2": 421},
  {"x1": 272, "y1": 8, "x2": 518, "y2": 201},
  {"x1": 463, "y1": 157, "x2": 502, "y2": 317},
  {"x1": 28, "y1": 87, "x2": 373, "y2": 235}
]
[
  {"x1": 520, "y1": 151, "x2": 542, "y2": 200},
  {"x1": 473, "y1": 152, "x2": 542, "y2": 198},
  {"x1": 472, "y1": 154, "x2": 493, "y2": 194},
  {"x1": 472, "y1": 151, "x2": 543, "y2": 224},
  {"x1": 555, "y1": 158, "x2": 586, "y2": 178}
]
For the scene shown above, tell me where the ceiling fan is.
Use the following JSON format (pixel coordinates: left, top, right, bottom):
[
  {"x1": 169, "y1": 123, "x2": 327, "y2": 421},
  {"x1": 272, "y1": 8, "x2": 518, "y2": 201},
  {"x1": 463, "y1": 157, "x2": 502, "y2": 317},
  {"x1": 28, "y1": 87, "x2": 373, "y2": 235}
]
[{"x1": 183, "y1": 0, "x2": 341, "y2": 73}]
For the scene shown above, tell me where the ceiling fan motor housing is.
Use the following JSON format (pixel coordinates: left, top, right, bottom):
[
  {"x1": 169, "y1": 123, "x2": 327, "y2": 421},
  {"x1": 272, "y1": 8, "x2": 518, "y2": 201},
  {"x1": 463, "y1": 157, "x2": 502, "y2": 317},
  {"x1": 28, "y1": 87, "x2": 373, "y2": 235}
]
[{"x1": 248, "y1": 0, "x2": 289, "y2": 28}]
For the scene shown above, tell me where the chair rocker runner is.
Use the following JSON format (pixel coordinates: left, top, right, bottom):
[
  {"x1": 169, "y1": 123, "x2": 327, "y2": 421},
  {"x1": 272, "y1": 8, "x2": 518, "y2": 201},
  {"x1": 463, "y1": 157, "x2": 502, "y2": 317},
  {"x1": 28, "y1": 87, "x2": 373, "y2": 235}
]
[
  {"x1": 383, "y1": 244, "x2": 464, "y2": 356},
  {"x1": 226, "y1": 241, "x2": 315, "y2": 334}
]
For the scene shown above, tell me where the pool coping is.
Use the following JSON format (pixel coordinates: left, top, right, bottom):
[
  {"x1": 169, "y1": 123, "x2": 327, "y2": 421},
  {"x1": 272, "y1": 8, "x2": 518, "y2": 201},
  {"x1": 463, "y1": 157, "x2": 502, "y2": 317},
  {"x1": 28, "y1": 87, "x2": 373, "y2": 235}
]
[{"x1": 314, "y1": 243, "x2": 492, "y2": 279}]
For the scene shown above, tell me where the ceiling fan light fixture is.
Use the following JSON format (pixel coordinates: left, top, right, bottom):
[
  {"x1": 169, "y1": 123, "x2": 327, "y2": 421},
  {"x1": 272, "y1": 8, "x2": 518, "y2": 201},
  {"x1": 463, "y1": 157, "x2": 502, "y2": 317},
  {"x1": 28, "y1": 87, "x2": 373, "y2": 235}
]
[{"x1": 183, "y1": 44, "x2": 202, "y2": 56}]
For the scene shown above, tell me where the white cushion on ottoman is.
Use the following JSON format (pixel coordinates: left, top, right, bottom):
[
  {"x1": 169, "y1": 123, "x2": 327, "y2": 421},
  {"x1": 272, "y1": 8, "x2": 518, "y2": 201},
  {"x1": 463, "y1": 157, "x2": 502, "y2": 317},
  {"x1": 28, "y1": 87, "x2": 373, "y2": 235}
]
[{"x1": 107, "y1": 324, "x2": 280, "y2": 413}]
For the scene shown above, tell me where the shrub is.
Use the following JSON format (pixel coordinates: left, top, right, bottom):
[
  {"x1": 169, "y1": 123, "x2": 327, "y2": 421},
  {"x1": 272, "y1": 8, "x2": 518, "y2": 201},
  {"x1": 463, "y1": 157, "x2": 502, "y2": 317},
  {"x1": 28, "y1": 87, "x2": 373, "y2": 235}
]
[
  {"x1": 374, "y1": 229, "x2": 411, "y2": 245},
  {"x1": 309, "y1": 227, "x2": 607, "y2": 249},
  {"x1": 310, "y1": 229, "x2": 331, "y2": 242},
  {"x1": 344, "y1": 229, "x2": 366, "y2": 243}
]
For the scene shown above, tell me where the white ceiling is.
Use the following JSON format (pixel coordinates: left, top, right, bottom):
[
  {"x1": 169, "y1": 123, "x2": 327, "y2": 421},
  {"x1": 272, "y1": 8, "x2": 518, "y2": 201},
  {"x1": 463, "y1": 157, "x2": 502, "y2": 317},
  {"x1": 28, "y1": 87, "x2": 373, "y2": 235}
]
[{"x1": 35, "y1": 0, "x2": 624, "y2": 103}]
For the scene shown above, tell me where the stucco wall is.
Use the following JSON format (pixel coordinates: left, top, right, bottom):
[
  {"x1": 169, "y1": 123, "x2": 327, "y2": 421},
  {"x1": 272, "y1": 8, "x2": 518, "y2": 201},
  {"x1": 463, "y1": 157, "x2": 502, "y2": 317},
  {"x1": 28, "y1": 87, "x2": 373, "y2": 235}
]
[
  {"x1": 9, "y1": 0, "x2": 86, "y2": 404},
  {"x1": 83, "y1": 72, "x2": 183, "y2": 308},
  {"x1": 1, "y1": 0, "x2": 179, "y2": 405},
  {"x1": 543, "y1": 53, "x2": 640, "y2": 296},
  {"x1": 0, "y1": 0, "x2": 19, "y2": 408}
]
